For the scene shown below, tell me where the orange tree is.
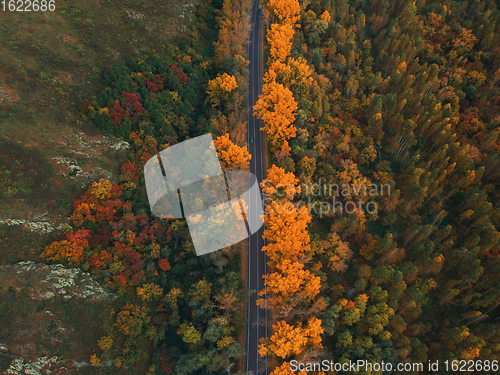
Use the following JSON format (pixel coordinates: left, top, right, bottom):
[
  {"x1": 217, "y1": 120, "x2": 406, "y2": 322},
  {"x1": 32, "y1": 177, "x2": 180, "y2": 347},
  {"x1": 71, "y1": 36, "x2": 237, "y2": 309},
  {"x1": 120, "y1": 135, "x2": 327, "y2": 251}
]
[
  {"x1": 253, "y1": 81, "x2": 297, "y2": 153},
  {"x1": 266, "y1": 0, "x2": 301, "y2": 26},
  {"x1": 115, "y1": 303, "x2": 150, "y2": 337},
  {"x1": 267, "y1": 23, "x2": 295, "y2": 62},
  {"x1": 213, "y1": 133, "x2": 252, "y2": 170},
  {"x1": 206, "y1": 73, "x2": 239, "y2": 108},
  {"x1": 257, "y1": 165, "x2": 325, "y2": 365},
  {"x1": 258, "y1": 318, "x2": 323, "y2": 359}
]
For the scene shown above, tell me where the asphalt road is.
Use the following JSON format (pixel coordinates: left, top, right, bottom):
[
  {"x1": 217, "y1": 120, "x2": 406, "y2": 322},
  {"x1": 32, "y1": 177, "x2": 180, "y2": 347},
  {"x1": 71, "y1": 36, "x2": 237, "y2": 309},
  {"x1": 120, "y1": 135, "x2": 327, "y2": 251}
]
[{"x1": 246, "y1": 1, "x2": 268, "y2": 374}]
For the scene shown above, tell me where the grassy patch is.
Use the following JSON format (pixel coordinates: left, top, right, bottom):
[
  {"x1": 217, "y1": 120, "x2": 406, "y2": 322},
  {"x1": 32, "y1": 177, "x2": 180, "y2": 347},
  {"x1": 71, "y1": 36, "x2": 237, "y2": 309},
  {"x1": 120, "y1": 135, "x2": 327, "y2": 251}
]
[
  {"x1": 0, "y1": 225, "x2": 60, "y2": 263},
  {"x1": 0, "y1": 139, "x2": 58, "y2": 203},
  {"x1": 0, "y1": 286, "x2": 129, "y2": 372},
  {"x1": 0, "y1": 354, "x2": 12, "y2": 372}
]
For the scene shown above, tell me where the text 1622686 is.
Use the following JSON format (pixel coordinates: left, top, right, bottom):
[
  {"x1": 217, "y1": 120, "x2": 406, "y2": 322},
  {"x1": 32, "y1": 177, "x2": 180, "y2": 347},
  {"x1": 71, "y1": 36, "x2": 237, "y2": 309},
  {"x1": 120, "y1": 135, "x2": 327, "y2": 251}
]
[{"x1": 2, "y1": 0, "x2": 55, "y2": 11}]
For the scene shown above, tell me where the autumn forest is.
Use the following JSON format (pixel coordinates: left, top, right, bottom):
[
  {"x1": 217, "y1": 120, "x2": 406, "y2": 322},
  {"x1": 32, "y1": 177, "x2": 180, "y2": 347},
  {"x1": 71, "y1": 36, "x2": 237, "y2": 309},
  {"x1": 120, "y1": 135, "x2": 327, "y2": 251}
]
[{"x1": 20, "y1": 0, "x2": 500, "y2": 373}]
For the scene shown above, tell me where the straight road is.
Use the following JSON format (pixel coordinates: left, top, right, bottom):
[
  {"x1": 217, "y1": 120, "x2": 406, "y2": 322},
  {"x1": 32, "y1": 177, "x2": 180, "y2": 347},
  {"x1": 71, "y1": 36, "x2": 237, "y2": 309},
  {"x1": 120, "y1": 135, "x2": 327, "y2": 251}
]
[{"x1": 246, "y1": 1, "x2": 268, "y2": 374}]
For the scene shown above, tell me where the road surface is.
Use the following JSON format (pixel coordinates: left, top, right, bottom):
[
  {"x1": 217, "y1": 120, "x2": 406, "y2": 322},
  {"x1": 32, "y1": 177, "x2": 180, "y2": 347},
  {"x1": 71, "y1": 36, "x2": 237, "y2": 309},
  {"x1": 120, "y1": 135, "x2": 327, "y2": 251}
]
[{"x1": 246, "y1": 1, "x2": 268, "y2": 374}]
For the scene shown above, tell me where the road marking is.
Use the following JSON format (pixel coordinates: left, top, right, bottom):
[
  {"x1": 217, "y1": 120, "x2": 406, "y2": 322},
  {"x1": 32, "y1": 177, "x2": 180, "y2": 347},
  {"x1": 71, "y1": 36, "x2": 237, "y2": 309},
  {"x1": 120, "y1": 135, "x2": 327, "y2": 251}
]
[
  {"x1": 247, "y1": 2, "x2": 268, "y2": 373},
  {"x1": 245, "y1": 5, "x2": 252, "y2": 373},
  {"x1": 251, "y1": 2, "x2": 260, "y2": 374},
  {"x1": 253, "y1": 60, "x2": 259, "y2": 375},
  {"x1": 256, "y1": 8, "x2": 268, "y2": 375}
]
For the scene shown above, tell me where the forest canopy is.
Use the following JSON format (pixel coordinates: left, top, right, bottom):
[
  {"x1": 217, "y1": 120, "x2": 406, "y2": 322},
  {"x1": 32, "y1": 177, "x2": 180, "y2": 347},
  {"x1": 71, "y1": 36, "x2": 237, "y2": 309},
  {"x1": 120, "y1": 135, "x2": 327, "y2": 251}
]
[
  {"x1": 35, "y1": 0, "x2": 500, "y2": 373},
  {"x1": 257, "y1": 0, "x2": 500, "y2": 373}
]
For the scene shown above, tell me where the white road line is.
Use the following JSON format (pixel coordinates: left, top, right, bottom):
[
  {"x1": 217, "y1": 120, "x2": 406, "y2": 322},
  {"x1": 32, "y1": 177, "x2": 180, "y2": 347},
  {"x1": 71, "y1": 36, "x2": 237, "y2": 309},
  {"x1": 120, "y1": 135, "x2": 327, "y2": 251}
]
[
  {"x1": 248, "y1": 51, "x2": 253, "y2": 375},
  {"x1": 248, "y1": 2, "x2": 255, "y2": 374},
  {"x1": 255, "y1": 8, "x2": 268, "y2": 375},
  {"x1": 251, "y1": 2, "x2": 260, "y2": 374},
  {"x1": 247, "y1": 2, "x2": 268, "y2": 373}
]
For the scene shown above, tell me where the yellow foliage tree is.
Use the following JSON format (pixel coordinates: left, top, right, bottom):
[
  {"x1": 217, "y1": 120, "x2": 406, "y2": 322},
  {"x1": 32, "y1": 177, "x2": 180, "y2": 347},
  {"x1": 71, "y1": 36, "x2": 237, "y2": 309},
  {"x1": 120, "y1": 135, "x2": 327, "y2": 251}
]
[
  {"x1": 213, "y1": 133, "x2": 251, "y2": 170},
  {"x1": 260, "y1": 258, "x2": 321, "y2": 301},
  {"x1": 261, "y1": 164, "x2": 300, "y2": 202},
  {"x1": 267, "y1": 23, "x2": 295, "y2": 62},
  {"x1": 98, "y1": 336, "x2": 114, "y2": 350},
  {"x1": 178, "y1": 323, "x2": 202, "y2": 345},
  {"x1": 319, "y1": 10, "x2": 331, "y2": 22},
  {"x1": 270, "y1": 362, "x2": 324, "y2": 375},
  {"x1": 261, "y1": 201, "x2": 311, "y2": 263},
  {"x1": 213, "y1": 0, "x2": 251, "y2": 64},
  {"x1": 253, "y1": 81, "x2": 297, "y2": 151},
  {"x1": 257, "y1": 6, "x2": 330, "y2": 360},
  {"x1": 206, "y1": 73, "x2": 238, "y2": 107},
  {"x1": 270, "y1": 362, "x2": 295, "y2": 375},
  {"x1": 335, "y1": 162, "x2": 373, "y2": 201},
  {"x1": 265, "y1": 57, "x2": 313, "y2": 98},
  {"x1": 90, "y1": 354, "x2": 100, "y2": 366},
  {"x1": 90, "y1": 179, "x2": 115, "y2": 201},
  {"x1": 137, "y1": 283, "x2": 163, "y2": 301},
  {"x1": 188, "y1": 279, "x2": 212, "y2": 302},
  {"x1": 298, "y1": 155, "x2": 317, "y2": 179},
  {"x1": 275, "y1": 140, "x2": 292, "y2": 162},
  {"x1": 258, "y1": 318, "x2": 324, "y2": 358},
  {"x1": 217, "y1": 336, "x2": 235, "y2": 349},
  {"x1": 267, "y1": 0, "x2": 301, "y2": 26}
]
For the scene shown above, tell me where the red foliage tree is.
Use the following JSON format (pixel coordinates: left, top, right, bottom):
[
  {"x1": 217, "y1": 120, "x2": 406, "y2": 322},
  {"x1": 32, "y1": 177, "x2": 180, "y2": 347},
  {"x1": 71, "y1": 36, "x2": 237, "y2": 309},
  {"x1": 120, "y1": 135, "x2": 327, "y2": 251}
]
[
  {"x1": 109, "y1": 99, "x2": 130, "y2": 126},
  {"x1": 120, "y1": 161, "x2": 140, "y2": 182},
  {"x1": 157, "y1": 348, "x2": 174, "y2": 374},
  {"x1": 42, "y1": 229, "x2": 91, "y2": 265},
  {"x1": 121, "y1": 91, "x2": 144, "y2": 114},
  {"x1": 158, "y1": 259, "x2": 171, "y2": 271},
  {"x1": 108, "y1": 92, "x2": 144, "y2": 126},
  {"x1": 132, "y1": 271, "x2": 146, "y2": 286},
  {"x1": 170, "y1": 63, "x2": 189, "y2": 86},
  {"x1": 115, "y1": 303, "x2": 148, "y2": 336},
  {"x1": 142, "y1": 74, "x2": 165, "y2": 92},
  {"x1": 95, "y1": 199, "x2": 123, "y2": 223},
  {"x1": 134, "y1": 235, "x2": 146, "y2": 247},
  {"x1": 125, "y1": 251, "x2": 142, "y2": 264},
  {"x1": 112, "y1": 274, "x2": 127, "y2": 288}
]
